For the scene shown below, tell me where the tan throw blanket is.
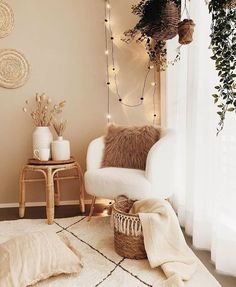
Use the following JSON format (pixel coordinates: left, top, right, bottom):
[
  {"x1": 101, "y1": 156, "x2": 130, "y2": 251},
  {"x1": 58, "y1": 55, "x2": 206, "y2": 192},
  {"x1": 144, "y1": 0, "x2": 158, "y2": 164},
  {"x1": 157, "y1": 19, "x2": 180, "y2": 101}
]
[{"x1": 130, "y1": 199, "x2": 197, "y2": 287}]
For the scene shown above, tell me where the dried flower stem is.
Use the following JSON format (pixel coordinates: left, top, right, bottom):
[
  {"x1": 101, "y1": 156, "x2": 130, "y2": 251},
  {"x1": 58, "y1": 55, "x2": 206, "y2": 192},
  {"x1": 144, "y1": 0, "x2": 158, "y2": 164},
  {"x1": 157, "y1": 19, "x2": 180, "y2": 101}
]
[
  {"x1": 53, "y1": 119, "x2": 67, "y2": 137},
  {"x1": 23, "y1": 93, "x2": 66, "y2": 127}
]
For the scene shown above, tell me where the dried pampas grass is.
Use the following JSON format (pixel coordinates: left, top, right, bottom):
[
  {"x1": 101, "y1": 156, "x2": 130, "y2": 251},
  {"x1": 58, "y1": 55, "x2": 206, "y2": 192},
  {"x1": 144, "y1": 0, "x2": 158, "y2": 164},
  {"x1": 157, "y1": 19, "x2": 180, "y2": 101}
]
[{"x1": 53, "y1": 119, "x2": 67, "y2": 137}]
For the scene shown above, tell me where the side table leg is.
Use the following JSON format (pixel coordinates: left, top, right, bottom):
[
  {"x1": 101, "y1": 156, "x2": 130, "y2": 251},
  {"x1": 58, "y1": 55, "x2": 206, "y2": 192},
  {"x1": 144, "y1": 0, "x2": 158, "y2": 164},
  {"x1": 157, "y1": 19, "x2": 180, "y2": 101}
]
[
  {"x1": 75, "y1": 162, "x2": 85, "y2": 213},
  {"x1": 46, "y1": 167, "x2": 54, "y2": 225},
  {"x1": 19, "y1": 167, "x2": 26, "y2": 218},
  {"x1": 54, "y1": 171, "x2": 60, "y2": 206},
  {"x1": 79, "y1": 180, "x2": 85, "y2": 213}
]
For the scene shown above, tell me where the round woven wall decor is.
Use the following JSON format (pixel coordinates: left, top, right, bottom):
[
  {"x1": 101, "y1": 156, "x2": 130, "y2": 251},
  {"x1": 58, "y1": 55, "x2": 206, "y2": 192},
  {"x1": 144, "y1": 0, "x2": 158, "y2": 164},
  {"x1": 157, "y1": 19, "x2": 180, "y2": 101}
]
[
  {"x1": 0, "y1": 49, "x2": 30, "y2": 89},
  {"x1": 0, "y1": 1, "x2": 14, "y2": 38}
]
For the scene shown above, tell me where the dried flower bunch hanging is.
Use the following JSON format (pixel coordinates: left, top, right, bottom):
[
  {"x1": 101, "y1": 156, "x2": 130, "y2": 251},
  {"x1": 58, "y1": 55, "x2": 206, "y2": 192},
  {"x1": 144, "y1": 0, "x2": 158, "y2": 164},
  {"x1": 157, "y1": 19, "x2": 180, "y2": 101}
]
[
  {"x1": 53, "y1": 119, "x2": 67, "y2": 137},
  {"x1": 23, "y1": 93, "x2": 66, "y2": 127}
]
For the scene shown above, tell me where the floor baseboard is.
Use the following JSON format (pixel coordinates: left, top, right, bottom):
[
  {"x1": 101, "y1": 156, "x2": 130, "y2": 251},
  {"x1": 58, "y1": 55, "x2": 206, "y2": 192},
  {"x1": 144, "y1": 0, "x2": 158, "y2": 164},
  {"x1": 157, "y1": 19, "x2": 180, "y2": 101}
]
[{"x1": 0, "y1": 199, "x2": 111, "y2": 209}]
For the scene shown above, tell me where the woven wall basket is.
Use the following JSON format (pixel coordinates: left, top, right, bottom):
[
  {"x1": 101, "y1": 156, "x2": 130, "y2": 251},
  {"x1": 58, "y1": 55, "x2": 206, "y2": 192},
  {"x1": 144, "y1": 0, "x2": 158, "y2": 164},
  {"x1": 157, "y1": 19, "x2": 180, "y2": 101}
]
[
  {"x1": 112, "y1": 199, "x2": 147, "y2": 259},
  {"x1": 0, "y1": 49, "x2": 30, "y2": 89},
  {"x1": 0, "y1": 1, "x2": 14, "y2": 38},
  {"x1": 151, "y1": 1, "x2": 180, "y2": 42}
]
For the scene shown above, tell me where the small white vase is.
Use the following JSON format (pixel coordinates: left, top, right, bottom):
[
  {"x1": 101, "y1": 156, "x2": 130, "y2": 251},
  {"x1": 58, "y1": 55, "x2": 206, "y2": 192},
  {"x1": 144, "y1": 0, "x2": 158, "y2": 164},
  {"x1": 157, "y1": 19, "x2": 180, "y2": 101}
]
[
  {"x1": 51, "y1": 136, "x2": 70, "y2": 161},
  {"x1": 32, "y1": 126, "x2": 53, "y2": 159}
]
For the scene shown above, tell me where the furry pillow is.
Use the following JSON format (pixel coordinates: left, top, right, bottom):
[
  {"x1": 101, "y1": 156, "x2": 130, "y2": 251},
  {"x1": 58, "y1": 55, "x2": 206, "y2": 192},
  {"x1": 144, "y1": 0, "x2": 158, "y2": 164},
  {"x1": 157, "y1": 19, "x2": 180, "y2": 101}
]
[
  {"x1": 0, "y1": 231, "x2": 83, "y2": 287},
  {"x1": 102, "y1": 125, "x2": 161, "y2": 170}
]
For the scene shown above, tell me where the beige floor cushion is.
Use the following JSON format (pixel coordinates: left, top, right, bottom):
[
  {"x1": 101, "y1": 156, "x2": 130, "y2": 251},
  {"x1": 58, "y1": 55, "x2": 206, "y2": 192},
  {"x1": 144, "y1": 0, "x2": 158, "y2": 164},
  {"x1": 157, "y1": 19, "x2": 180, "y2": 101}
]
[{"x1": 0, "y1": 231, "x2": 83, "y2": 287}]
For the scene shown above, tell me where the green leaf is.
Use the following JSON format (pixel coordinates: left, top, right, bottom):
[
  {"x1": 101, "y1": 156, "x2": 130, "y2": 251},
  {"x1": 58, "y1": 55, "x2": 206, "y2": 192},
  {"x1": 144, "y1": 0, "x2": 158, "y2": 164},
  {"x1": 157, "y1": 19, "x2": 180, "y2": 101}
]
[{"x1": 208, "y1": 5, "x2": 236, "y2": 133}]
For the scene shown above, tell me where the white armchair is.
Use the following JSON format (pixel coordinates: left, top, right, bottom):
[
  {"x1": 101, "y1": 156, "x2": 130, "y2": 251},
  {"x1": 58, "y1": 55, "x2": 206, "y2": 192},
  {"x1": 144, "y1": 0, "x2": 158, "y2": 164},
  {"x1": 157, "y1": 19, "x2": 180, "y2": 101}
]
[{"x1": 84, "y1": 130, "x2": 175, "y2": 217}]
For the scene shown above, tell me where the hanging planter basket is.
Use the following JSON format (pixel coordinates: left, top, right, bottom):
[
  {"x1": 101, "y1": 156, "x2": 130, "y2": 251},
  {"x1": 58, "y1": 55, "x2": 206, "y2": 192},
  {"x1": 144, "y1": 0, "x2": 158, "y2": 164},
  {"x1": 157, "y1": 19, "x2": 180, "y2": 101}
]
[
  {"x1": 122, "y1": 0, "x2": 183, "y2": 70},
  {"x1": 224, "y1": 0, "x2": 236, "y2": 9},
  {"x1": 151, "y1": 1, "x2": 180, "y2": 42},
  {"x1": 178, "y1": 19, "x2": 195, "y2": 45}
]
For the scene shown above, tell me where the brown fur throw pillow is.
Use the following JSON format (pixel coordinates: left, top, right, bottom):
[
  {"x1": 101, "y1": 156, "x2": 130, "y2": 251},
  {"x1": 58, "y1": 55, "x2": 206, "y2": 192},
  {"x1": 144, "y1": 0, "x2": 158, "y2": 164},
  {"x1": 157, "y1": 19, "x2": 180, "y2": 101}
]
[{"x1": 101, "y1": 124, "x2": 161, "y2": 170}]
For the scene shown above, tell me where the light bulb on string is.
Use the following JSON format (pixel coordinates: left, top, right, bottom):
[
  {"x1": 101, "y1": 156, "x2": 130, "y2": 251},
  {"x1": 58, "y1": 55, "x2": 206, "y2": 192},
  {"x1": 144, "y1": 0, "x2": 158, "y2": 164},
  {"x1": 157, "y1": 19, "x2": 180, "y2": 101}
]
[
  {"x1": 153, "y1": 114, "x2": 158, "y2": 126},
  {"x1": 151, "y1": 82, "x2": 156, "y2": 86},
  {"x1": 105, "y1": 50, "x2": 109, "y2": 55},
  {"x1": 150, "y1": 65, "x2": 154, "y2": 69},
  {"x1": 102, "y1": 208, "x2": 109, "y2": 216},
  {"x1": 109, "y1": 64, "x2": 119, "y2": 74},
  {"x1": 104, "y1": 19, "x2": 110, "y2": 29},
  {"x1": 106, "y1": 3, "x2": 111, "y2": 9},
  {"x1": 106, "y1": 114, "x2": 111, "y2": 120}
]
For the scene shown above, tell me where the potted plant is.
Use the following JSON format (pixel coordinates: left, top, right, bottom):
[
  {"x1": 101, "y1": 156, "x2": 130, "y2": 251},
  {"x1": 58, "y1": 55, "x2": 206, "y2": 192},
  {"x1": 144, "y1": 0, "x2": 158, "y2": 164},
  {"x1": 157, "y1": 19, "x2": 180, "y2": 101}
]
[
  {"x1": 208, "y1": 0, "x2": 236, "y2": 134},
  {"x1": 122, "y1": 0, "x2": 181, "y2": 69}
]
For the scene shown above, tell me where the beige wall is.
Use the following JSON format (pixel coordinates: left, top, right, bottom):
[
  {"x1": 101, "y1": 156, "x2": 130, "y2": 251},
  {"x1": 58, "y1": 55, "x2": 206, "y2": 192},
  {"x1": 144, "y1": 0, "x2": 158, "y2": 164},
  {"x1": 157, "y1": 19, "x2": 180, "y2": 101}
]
[{"x1": 0, "y1": 0, "x2": 161, "y2": 205}]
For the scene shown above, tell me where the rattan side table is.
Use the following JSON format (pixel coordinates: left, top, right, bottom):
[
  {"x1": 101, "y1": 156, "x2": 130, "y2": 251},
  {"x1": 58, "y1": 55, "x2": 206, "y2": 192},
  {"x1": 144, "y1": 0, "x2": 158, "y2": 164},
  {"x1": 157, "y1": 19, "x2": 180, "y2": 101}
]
[{"x1": 19, "y1": 157, "x2": 85, "y2": 224}]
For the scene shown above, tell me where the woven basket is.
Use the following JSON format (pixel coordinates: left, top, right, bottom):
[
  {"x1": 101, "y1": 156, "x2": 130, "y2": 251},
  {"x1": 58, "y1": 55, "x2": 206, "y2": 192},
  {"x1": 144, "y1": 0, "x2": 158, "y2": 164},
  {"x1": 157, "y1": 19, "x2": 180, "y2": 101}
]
[
  {"x1": 178, "y1": 19, "x2": 195, "y2": 45},
  {"x1": 151, "y1": 1, "x2": 180, "y2": 42},
  {"x1": 224, "y1": 0, "x2": 236, "y2": 8},
  {"x1": 112, "y1": 199, "x2": 147, "y2": 259}
]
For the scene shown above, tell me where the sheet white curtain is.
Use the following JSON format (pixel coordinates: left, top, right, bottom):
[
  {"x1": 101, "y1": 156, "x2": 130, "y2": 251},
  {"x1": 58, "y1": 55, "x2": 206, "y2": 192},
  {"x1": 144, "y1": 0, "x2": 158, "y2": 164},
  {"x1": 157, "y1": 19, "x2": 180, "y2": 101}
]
[{"x1": 166, "y1": 0, "x2": 236, "y2": 276}]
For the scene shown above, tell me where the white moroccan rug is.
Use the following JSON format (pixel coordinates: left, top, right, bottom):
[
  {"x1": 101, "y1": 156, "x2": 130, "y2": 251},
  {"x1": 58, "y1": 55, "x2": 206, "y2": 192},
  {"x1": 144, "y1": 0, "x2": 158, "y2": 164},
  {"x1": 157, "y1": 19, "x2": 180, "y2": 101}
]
[{"x1": 0, "y1": 216, "x2": 221, "y2": 287}]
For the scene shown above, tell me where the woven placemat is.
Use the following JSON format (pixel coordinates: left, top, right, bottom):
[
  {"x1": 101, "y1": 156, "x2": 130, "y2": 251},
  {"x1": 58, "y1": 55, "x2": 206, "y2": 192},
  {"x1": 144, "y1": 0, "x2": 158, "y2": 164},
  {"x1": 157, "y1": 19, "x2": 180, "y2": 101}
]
[
  {"x1": 0, "y1": 1, "x2": 14, "y2": 38},
  {"x1": 0, "y1": 49, "x2": 30, "y2": 89}
]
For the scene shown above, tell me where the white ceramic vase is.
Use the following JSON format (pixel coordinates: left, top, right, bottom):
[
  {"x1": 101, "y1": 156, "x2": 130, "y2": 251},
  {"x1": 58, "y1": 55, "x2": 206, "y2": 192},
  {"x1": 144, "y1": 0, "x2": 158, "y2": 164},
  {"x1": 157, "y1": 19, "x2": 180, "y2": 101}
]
[
  {"x1": 51, "y1": 136, "x2": 70, "y2": 161},
  {"x1": 32, "y1": 126, "x2": 53, "y2": 159}
]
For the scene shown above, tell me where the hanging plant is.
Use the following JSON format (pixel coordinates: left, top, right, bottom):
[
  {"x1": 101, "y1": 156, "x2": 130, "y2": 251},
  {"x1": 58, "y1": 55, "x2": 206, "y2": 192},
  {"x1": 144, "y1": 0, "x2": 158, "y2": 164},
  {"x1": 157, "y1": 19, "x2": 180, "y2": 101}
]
[
  {"x1": 208, "y1": 0, "x2": 236, "y2": 134},
  {"x1": 122, "y1": 0, "x2": 181, "y2": 70}
]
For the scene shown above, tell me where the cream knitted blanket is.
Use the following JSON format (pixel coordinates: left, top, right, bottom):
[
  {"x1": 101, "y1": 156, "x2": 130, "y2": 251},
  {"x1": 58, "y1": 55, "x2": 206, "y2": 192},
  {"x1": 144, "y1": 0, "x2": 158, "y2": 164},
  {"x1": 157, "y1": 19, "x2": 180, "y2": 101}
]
[{"x1": 130, "y1": 199, "x2": 197, "y2": 287}]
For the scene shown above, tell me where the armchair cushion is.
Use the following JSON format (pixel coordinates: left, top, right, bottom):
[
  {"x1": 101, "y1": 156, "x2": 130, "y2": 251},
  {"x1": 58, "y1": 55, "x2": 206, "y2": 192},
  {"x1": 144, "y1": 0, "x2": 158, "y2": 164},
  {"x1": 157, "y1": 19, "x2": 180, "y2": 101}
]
[
  {"x1": 85, "y1": 167, "x2": 152, "y2": 200},
  {"x1": 101, "y1": 124, "x2": 160, "y2": 170}
]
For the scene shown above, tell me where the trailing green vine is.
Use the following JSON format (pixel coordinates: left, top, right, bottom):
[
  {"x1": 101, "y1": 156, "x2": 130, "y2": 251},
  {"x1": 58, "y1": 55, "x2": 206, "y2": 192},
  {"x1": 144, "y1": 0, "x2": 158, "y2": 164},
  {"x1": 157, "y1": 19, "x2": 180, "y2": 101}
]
[{"x1": 208, "y1": 0, "x2": 236, "y2": 134}]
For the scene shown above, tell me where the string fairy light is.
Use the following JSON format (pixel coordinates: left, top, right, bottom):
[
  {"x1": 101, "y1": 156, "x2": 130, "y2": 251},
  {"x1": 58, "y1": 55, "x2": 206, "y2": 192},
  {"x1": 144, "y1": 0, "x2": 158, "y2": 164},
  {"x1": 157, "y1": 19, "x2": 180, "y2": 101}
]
[
  {"x1": 104, "y1": 0, "x2": 159, "y2": 124},
  {"x1": 104, "y1": 1, "x2": 111, "y2": 122},
  {"x1": 152, "y1": 68, "x2": 158, "y2": 125}
]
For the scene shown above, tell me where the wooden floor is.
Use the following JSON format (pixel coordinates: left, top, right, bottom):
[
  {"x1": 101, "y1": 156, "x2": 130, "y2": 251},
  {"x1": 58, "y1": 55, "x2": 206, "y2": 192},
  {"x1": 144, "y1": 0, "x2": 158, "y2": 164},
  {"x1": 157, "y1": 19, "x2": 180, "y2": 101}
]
[
  {"x1": 0, "y1": 204, "x2": 110, "y2": 220},
  {"x1": 0, "y1": 204, "x2": 236, "y2": 287}
]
